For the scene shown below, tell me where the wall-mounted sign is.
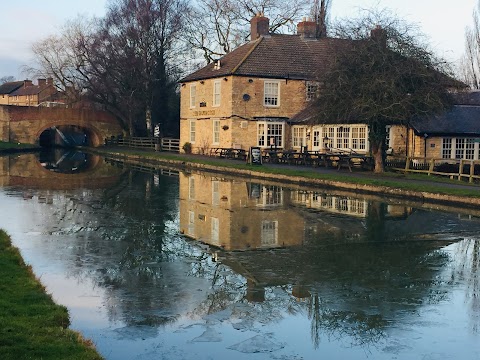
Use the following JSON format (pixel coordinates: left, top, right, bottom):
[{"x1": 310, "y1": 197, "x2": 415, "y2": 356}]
[{"x1": 193, "y1": 110, "x2": 216, "y2": 116}]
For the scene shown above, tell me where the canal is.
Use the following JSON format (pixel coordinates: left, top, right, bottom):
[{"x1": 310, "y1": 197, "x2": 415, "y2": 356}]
[{"x1": 1, "y1": 150, "x2": 480, "y2": 359}]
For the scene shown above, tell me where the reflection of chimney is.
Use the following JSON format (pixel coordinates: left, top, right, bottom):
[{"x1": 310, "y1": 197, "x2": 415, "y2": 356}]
[
  {"x1": 23, "y1": 80, "x2": 33, "y2": 88},
  {"x1": 371, "y1": 25, "x2": 387, "y2": 48},
  {"x1": 245, "y1": 279, "x2": 265, "y2": 302},
  {"x1": 38, "y1": 78, "x2": 46, "y2": 87},
  {"x1": 297, "y1": 17, "x2": 317, "y2": 39},
  {"x1": 250, "y1": 13, "x2": 269, "y2": 40}
]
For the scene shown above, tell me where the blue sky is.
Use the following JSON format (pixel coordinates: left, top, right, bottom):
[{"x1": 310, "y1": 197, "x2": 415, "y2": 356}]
[{"x1": 0, "y1": 0, "x2": 476, "y2": 79}]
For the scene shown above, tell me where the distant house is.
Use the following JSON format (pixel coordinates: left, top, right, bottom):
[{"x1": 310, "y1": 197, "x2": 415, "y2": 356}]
[
  {"x1": 0, "y1": 81, "x2": 23, "y2": 105},
  {"x1": 0, "y1": 79, "x2": 58, "y2": 106},
  {"x1": 179, "y1": 15, "x2": 479, "y2": 162}
]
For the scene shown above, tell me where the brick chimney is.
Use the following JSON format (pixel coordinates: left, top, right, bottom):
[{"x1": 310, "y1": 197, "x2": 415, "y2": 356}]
[
  {"x1": 23, "y1": 80, "x2": 33, "y2": 88},
  {"x1": 38, "y1": 78, "x2": 46, "y2": 87},
  {"x1": 250, "y1": 13, "x2": 269, "y2": 40},
  {"x1": 46, "y1": 77, "x2": 53, "y2": 85},
  {"x1": 297, "y1": 17, "x2": 317, "y2": 39},
  {"x1": 371, "y1": 25, "x2": 387, "y2": 48}
]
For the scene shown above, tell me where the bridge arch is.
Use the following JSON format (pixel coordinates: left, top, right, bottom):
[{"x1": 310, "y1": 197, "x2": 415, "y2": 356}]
[{"x1": 0, "y1": 105, "x2": 124, "y2": 146}]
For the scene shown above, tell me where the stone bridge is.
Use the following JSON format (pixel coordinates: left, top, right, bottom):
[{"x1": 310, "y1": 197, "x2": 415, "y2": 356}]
[{"x1": 0, "y1": 105, "x2": 123, "y2": 147}]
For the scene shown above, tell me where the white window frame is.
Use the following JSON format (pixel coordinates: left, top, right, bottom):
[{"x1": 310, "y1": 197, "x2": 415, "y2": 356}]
[
  {"x1": 306, "y1": 81, "x2": 318, "y2": 101},
  {"x1": 211, "y1": 217, "x2": 220, "y2": 244},
  {"x1": 212, "y1": 119, "x2": 220, "y2": 145},
  {"x1": 257, "y1": 121, "x2": 284, "y2": 148},
  {"x1": 189, "y1": 119, "x2": 196, "y2": 143},
  {"x1": 292, "y1": 126, "x2": 307, "y2": 148},
  {"x1": 256, "y1": 185, "x2": 283, "y2": 207},
  {"x1": 190, "y1": 84, "x2": 196, "y2": 108},
  {"x1": 261, "y1": 220, "x2": 278, "y2": 247},
  {"x1": 188, "y1": 211, "x2": 195, "y2": 236},
  {"x1": 264, "y1": 81, "x2": 280, "y2": 107},
  {"x1": 188, "y1": 176, "x2": 195, "y2": 200},
  {"x1": 442, "y1": 137, "x2": 480, "y2": 160},
  {"x1": 213, "y1": 80, "x2": 221, "y2": 107},
  {"x1": 311, "y1": 125, "x2": 368, "y2": 152}
]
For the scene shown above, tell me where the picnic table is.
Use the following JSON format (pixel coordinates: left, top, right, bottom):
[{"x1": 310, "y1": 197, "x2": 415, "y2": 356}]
[{"x1": 210, "y1": 147, "x2": 246, "y2": 160}]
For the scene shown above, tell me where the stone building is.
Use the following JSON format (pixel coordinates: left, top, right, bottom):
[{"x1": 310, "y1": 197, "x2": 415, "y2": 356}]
[
  {"x1": 179, "y1": 14, "x2": 480, "y2": 161},
  {"x1": 179, "y1": 14, "x2": 358, "y2": 154}
]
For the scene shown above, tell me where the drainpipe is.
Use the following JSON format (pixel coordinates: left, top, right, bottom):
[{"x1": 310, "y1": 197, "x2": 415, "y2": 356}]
[{"x1": 423, "y1": 133, "x2": 428, "y2": 159}]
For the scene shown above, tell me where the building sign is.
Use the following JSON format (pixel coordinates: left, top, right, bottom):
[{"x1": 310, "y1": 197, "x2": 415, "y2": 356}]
[
  {"x1": 193, "y1": 110, "x2": 216, "y2": 116},
  {"x1": 248, "y1": 146, "x2": 262, "y2": 165}
]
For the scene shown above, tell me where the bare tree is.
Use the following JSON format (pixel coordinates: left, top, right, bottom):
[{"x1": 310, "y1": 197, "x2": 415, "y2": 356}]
[
  {"x1": 29, "y1": 0, "x2": 189, "y2": 137},
  {"x1": 311, "y1": 0, "x2": 331, "y2": 38},
  {"x1": 0, "y1": 76, "x2": 15, "y2": 84},
  {"x1": 461, "y1": 2, "x2": 480, "y2": 89},
  {"x1": 184, "y1": 0, "x2": 310, "y2": 64}
]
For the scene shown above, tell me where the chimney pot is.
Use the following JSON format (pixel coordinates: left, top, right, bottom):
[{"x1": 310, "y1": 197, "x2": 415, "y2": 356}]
[
  {"x1": 297, "y1": 19, "x2": 317, "y2": 39},
  {"x1": 250, "y1": 14, "x2": 269, "y2": 40},
  {"x1": 371, "y1": 25, "x2": 387, "y2": 48}
]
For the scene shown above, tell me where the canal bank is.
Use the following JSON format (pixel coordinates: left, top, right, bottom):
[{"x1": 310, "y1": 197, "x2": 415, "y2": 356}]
[
  {"x1": 0, "y1": 229, "x2": 102, "y2": 360},
  {"x1": 90, "y1": 146, "x2": 480, "y2": 208}
]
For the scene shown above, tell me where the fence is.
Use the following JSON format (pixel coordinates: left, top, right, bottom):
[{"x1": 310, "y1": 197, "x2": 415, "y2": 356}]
[
  {"x1": 105, "y1": 136, "x2": 179, "y2": 153},
  {"x1": 387, "y1": 156, "x2": 480, "y2": 183}
]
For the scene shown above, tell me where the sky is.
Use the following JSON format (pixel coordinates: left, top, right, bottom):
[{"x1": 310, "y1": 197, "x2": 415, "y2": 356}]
[{"x1": 0, "y1": 0, "x2": 477, "y2": 79}]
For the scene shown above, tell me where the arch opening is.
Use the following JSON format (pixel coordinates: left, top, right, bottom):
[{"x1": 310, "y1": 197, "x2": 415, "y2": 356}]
[{"x1": 38, "y1": 125, "x2": 99, "y2": 148}]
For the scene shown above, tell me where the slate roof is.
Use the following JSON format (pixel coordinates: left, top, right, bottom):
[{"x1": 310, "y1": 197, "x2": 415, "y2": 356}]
[
  {"x1": 0, "y1": 81, "x2": 23, "y2": 95},
  {"x1": 10, "y1": 85, "x2": 51, "y2": 96},
  {"x1": 410, "y1": 105, "x2": 480, "y2": 136},
  {"x1": 451, "y1": 91, "x2": 480, "y2": 106},
  {"x1": 180, "y1": 34, "x2": 354, "y2": 82}
]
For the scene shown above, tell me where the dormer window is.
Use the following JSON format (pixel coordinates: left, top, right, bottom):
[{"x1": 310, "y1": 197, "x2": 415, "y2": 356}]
[{"x1": 213, "y1": 60, "x2": 221, "y2": 70}]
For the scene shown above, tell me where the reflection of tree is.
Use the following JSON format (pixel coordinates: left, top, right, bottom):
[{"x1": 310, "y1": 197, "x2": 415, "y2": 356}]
[
  {"x1": 450, "y1": 238, "x2": 480, "y2": 333},
  {"x1": 308, "y1": 293, "x2": 386, "y2": 349},
  {"x1": 365, "y1": 201, "x2": 387, "y2": 242}
]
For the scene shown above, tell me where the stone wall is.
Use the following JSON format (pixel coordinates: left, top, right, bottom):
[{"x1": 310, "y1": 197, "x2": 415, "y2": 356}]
[{"x1": 180, "y1": 75, "x2": 307, "y2": 153}]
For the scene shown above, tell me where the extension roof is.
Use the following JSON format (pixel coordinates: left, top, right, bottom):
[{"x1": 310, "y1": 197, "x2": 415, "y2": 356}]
[
  {"x1": 180, "y1": 34, "x2": 354, "y2": 83},
  {"x1": 410, "y1": 105, "x2": 480, "y2": 136},
  {"x1": 0, "y1": 81, "x2": 23, "y2": 95}
]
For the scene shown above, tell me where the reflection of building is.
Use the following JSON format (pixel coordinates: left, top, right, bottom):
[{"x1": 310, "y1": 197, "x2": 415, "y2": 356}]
[
  {"x1": 178, "y1": 172, "x2": 417, "y2": 251},
  {"x1": 179, "y1": 172, "x2": 306, "y2": 250}
]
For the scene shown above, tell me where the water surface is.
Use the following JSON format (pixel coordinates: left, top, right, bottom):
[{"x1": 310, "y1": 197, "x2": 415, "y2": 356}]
[{"x1": 0, "y1": 151, "x2": 479, "y2": 359}]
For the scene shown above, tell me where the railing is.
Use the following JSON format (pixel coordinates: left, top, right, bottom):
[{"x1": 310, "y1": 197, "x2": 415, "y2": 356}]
[
  {"x1": 387, "y1": 156, "x2": 480, "y2": 183},
  {"x1": 105, "y1": 136, "x2": 179, "y2": 153},
  {"x1": 161, "y1": 138, "x2": 180, "y2": 152}
]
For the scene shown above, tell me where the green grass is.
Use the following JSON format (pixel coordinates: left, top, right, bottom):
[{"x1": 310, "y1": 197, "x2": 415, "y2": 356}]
[
  {"x1": 0, "y1": 229, "x2": 103, "y2": 360},
  {"x1": 96, "y1": 148, "x2": 480, "y2": 199},
  {"x1": 0, "y1": 141, "x2": 36, "y2": 150}
]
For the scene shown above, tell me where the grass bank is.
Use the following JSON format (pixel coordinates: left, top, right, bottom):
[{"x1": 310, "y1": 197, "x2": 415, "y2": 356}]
[
  {"x1": 0, "y1": 141, "x2": 38, "y2": 152},
  {"x1": 0, "y1": 229, "x2": 102, "y2": 360},
  {"x1": 94, "y1": 148, "x2": 480, "y2": 200}
]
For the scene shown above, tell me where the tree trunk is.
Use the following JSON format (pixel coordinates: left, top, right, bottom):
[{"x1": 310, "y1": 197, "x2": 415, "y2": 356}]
[{"x1": 371, "y1": 139, "x2": 385, "y2": 173}]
